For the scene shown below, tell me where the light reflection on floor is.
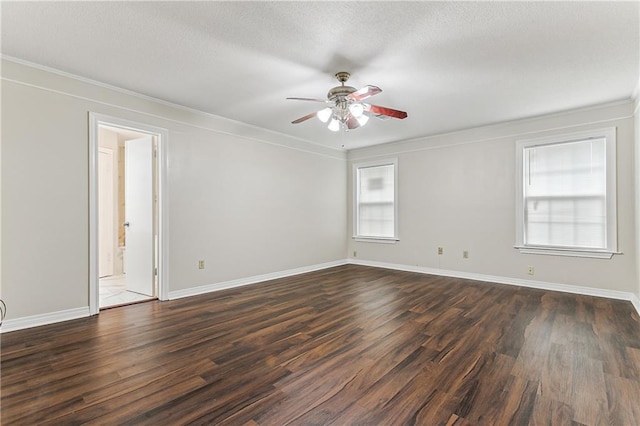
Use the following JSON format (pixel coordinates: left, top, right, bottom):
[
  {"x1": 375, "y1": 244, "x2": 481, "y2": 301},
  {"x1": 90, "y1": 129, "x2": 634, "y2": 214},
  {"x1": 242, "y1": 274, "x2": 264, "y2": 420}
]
[{"x1": 99, "y1": 275, "x2": 154, "y2": 308}]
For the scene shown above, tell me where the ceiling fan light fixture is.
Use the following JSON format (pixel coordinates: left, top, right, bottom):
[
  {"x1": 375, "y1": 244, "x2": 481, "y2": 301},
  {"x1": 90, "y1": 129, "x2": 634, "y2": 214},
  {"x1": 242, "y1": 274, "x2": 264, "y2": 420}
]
[
  {"x1": 328, "y1": 118, "x2": 340, "y2": 132},
  {"x1": 317, "y1": 107, "x2": 332, "y2": 123},
  {"x1": 356, "y1": 114, "x2": 369, "y2": 127},
  {"x1": 288, "y1": 71, "x2": 407, "y2": 132},
  {"x1": 349, "y1": 103, "x2": 364, "y2": 118}
]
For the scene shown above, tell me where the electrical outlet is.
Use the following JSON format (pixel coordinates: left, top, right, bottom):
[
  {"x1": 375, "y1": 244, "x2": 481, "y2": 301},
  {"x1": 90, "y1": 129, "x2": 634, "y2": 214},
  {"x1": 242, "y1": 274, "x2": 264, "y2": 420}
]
[
  {"x1": 198, "y1": 260, "x2": 205, "y2": 269},
  {"x1": 463, "y1": 250, "x2": 469, "y2": 259},
  {"x1": 353, "y1": 251, "x2": 357, "y2": 257},
  {"x1": 437, "y1": 247, "x2": 443, "y2": 255},
  {"x1": 527, "y1": 266, "x2": 534, "y2": 275}
]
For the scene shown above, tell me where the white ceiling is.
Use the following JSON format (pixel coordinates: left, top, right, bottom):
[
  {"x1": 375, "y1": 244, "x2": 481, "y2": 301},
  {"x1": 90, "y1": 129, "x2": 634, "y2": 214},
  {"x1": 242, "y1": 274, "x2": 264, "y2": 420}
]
[{"x1": 2, "y1": 1, "x2": 638, "y2": 150}]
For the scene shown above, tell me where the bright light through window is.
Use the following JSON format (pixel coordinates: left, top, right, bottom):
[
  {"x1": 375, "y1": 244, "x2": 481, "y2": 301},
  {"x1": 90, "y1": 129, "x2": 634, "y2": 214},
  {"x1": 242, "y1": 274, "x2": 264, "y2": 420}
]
[
  {"x1": 515, "y1": 128, "x2": 617, "y2": 258},
  {"x1": 354, "y1": 159, "x2": 398, "y2": 241}
]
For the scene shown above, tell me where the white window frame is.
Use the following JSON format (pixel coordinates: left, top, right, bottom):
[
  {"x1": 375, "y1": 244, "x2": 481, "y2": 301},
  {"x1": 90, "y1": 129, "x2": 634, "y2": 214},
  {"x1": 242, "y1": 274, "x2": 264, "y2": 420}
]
[
  {"x1": 353, "y1": 158, "x2": 399, "y2": 243},
  {"x1": 515, "y1": 127, "x2": 618, "y2": 259}
]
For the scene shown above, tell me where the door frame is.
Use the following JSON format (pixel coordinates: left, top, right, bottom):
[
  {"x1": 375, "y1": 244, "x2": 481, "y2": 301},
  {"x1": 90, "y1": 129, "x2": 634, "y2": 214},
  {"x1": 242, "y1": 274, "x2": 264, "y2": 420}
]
[{"x1": 89, "y1": 112, "x2": 169, "y2": 315}]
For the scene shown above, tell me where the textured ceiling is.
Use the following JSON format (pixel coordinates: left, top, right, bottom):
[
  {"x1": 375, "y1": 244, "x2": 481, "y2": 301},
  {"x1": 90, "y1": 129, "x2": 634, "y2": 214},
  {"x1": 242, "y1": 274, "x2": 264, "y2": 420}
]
[{"x1": 2, "y1": 1, "x2": 638, "y2": 150}]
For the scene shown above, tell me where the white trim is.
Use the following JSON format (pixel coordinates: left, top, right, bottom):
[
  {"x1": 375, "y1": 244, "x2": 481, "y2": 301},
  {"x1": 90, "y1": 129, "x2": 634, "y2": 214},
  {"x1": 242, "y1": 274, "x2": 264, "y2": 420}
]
[
  {"x1": 1, "y1": 56, "x2": 346, "y2": 160},
  {"x1": 347, "y1": 258, "x2": 640, "y2": 309},
  {"x1": 3, "y1": 261, "x2": 638, "y2": 332},
  {"x1": 89, "y1": 115, "x2": 99, "y2": 314},
  {"x1": 157, "y1": 126, "x2": 170, "y2": 302},
  {"x1": 352, "y1": 237, "x2": 399, "y2": 244},
  {"x1": 89, "y1": 113, "x2": 170, "y2": 315},
  {"x1": 168, "y1": 260, "x2": 347, "y2": 300},
  {"x1": 348, "y1": 101, "x2": 633, "y2": 161},
  {"x1": 0, "y1": 307, "x2": 90, "y2": 333},
  {"x1": 514, "y1": 246, "x2": 619, "y2": 259},
  {"x1": 631, "y1": 294, "x2": 640, "y2": 318},
  {"x1": 515, "y1": 127, "x2": 618, "y2": 257},
  {"x1": 631, "y1": 73, "x2": 640, "y2": 109}
]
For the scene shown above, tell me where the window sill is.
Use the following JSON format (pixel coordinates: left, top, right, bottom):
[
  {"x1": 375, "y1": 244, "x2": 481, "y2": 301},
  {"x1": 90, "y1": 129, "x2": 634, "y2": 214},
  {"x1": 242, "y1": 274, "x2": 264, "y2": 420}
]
[
  {"x1": 353, "y1": 236, "x2": 399, "y2": 244},
  {"x1": 514, "y1": 246, "x2": 619, "y2": 259}
]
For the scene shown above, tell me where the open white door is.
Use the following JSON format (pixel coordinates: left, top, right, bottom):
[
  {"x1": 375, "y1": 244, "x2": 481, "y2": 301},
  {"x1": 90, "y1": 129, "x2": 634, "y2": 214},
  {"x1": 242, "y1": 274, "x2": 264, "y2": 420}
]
[
  {"x1": 89, "y1": 113, "x2": 168, "y2": 315},
  {"x1": 98, "y1": 148, "x2": 115, "y2": 278},
  {"x1": 124, "y1": 136, "x2": 154, "y2": 296}
]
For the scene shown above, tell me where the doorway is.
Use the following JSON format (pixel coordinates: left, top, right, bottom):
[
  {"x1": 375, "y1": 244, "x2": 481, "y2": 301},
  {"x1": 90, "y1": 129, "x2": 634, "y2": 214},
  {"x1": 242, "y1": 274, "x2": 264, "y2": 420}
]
[{"x1": 89, "y1": 113, "x2": 168, "y2": 314}]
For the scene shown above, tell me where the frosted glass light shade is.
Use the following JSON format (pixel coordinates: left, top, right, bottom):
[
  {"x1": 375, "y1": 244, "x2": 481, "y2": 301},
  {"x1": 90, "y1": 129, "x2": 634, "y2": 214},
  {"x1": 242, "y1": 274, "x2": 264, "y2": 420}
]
[
  {"x1": 356, "y1": 114, "x2": 369, "y2": 126},
  {"x1": 317, "y1": 108, "x2": 332, "y2": 123},
  {"x1": 349, "y1": 103, "x2": 364, "y2": 118},
  {"x1": 328, "y1": 118, "x2": 340, "y2": 132}
]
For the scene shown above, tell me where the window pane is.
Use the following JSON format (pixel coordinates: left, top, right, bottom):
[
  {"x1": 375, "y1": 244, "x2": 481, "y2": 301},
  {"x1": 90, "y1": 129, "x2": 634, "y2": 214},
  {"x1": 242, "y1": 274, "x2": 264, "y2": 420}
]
[
  {"x1": 359, "y1": 203, "x2": 394, "y2": 237},
  {"x1": 357, "y1": 164, "x2": 395, "y2": 238},
  {"x1": 524, "y1": 138, "x2": 606, "y2": 249}
]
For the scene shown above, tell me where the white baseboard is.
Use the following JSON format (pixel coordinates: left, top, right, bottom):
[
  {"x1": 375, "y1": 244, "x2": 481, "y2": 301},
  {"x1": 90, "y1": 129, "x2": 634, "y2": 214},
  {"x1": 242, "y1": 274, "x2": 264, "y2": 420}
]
[
  {"x1": 348, "y1": 258, "x2": 640, "y2": 316},
  {"x1": 631, "y1": 294, "x2": 640, "y2": 318},
  {"x1": 4, "y1": 259, "x2": 638, "y2": 332},
  {"x1": 1, "y1": 307, "x2": 91, "y2": 333},
  {"x1": 168, "y1": 259, "x2": 348, "y2": 300},
  {"x1": 0, "y1": 261, "x2": 347, "y2": 333}
]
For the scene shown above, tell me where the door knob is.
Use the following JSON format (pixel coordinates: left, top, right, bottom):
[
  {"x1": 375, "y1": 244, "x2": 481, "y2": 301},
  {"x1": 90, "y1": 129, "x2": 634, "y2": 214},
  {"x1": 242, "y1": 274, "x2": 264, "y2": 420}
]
[{"x1": 123, "y1": 222, "x2": 130, "y2": 227}]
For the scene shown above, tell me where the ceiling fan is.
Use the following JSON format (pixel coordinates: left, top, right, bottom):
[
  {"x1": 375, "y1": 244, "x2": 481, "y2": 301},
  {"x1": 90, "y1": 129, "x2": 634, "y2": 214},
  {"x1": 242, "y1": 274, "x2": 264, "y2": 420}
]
[{"x1": 287, "y1": 72, "x2": 408, "y2": 132}]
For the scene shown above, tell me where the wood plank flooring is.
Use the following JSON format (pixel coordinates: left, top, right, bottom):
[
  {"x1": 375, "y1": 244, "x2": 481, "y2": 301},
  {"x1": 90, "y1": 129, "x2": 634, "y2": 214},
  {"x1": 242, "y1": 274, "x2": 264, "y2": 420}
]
[{"x1": 2, "y1": 264, "x2": 639, "y2": 425}]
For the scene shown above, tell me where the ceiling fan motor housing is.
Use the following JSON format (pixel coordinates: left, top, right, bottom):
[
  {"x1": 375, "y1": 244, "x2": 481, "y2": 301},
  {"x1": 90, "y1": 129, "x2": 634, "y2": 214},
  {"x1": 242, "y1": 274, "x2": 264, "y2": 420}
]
[
  {"x1": 328, "y1": 71, "x2": 356, "y2": 103},
  {"x1": 327, "y1": 85, "x2": 356, "y2": 102}
]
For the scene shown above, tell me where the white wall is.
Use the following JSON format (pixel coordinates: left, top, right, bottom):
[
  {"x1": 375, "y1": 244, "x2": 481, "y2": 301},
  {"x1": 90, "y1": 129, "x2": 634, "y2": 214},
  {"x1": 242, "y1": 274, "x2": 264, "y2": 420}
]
[
  {"x1": 348, "y1": 101, "x2": 637, "y2": 295},
  {"x1": 1, "y1": 59, "x2": 347, "y2": 322},
  {"x1": 635, "y1": 92, "x2": 640, "y2": 303},
  {"x1": 2, "y1": 57, "x2": 637, "y2": 327},
  {"x1": 167, "y1": 120, "x2": 346, "y2": 290}
]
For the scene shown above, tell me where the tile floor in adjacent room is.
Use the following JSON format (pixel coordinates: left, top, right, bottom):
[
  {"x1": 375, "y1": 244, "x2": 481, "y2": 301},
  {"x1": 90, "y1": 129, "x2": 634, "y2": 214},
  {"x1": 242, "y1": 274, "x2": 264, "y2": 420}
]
[{"x1": 99, "y1": 275, "x2": 153, "y2": 308}]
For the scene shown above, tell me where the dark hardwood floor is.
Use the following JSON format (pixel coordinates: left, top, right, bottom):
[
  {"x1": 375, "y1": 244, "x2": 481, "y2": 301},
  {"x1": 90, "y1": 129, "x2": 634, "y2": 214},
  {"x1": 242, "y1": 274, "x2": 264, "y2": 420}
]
[{"x1": 2, "y1": 265, "x2": 639, "y2": 425}]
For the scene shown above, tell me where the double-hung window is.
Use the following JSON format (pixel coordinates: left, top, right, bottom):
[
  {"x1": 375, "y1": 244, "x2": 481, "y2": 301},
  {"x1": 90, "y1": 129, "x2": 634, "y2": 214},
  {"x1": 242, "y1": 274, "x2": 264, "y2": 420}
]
[
  {"x1": 515, "y1": 128, "x2": 617, "y2": 258},
  {"x1": 353, "y1": 158, "x2": 398, "y2": 242}
]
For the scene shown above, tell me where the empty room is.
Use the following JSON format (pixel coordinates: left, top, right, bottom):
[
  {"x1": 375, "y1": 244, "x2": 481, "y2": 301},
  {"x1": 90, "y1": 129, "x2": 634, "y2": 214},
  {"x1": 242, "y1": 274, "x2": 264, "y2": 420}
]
[{"x1": 1, "y1": 1, "x2": 639, "y2": 425}]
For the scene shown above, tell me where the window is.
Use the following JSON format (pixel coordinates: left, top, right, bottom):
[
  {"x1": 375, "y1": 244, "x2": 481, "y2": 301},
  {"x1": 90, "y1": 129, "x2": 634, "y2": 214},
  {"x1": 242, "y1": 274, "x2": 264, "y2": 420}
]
[
  {"x1": 515, "y1": 128, "x2": 617, "y2": 258},
  {"x1": 353, "y1": 159, "x2": 398, "y2": 242}
]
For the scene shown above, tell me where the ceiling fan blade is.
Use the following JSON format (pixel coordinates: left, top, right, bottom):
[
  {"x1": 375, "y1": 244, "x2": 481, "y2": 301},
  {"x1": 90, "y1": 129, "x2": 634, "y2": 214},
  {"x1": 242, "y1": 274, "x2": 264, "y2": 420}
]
[
  {"x1": 291, "y1": 111, "x2": 318, "y2": 124},
  {"x1": 346, "y1": 115, "x2": 361, "y2": 130},
  {"x1": 346, "y1": 85, "x2": 382, "y2": 102},
  {"x1": 364, "y1": 111, "x2": 390, "y2": 120},
  {"x1": 286, "y1": 97, "x2": 329, "y2": 103},
  {"x1": 364, "y1": 104, "x2": 408, "y2": 119}
]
